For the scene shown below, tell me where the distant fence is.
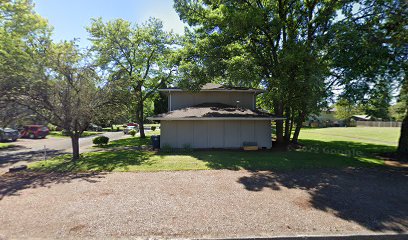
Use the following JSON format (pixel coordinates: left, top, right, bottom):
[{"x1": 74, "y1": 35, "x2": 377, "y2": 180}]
[{"x1": 356, "y1": 121, "x2": 402, "y2": 127}]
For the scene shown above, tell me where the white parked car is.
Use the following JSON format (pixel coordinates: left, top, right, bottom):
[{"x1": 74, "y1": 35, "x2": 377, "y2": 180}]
[{"x1": 123, "y1": 126, "x2": 138, "y2": 135}]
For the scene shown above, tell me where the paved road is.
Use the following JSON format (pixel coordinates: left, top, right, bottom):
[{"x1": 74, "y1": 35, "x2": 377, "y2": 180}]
[
  {"x1": 0, "y1": 132, "x2": 129, "y2": 174},
  {"x1": 0, "y1": 168, "x2": 406, "y2": 239}
]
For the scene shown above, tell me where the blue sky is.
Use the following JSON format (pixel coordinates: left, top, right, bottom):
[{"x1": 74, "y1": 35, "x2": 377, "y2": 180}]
[{"x1": 34, "y1": 0, "x2": 186, "y2": 48}]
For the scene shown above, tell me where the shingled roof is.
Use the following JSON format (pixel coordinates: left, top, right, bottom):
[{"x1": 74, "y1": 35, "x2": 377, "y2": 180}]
[
  {"x1": 159, "y1": 83, "x2": 266, "y2": 94},
  {"x1": 148, "y1": 103, "x2": 283, "y2": 121}
]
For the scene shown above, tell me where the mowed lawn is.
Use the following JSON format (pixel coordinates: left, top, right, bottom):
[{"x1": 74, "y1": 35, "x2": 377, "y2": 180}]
[
  {"x1": 49, "y1": 131, "x2": 102, "y2": 138},
  {"x1": 29, "y1": 127, "x2": 401, "y2": 172},
  {"x1": 0, "y1": 142, "x2": 14, "y2": 149},
  {"x1": 299, "y1": 127, "x2": 399, "y2": 146}
]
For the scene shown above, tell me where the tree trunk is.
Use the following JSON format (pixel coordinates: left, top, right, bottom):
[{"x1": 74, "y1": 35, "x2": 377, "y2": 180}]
[
  {"x1": 71, "y1": 134, "x2": 80, "y2": 161},
  {"x1": 274, "y1": 101, "x2": 284, "y2": 144},
  {"x1": 397, "y1": 111, "x2": 408, "y2": 161},
  {"x1": 284, "y1": 106, "x2": 291, "y2": 144},
  {"x1": 291, "y1": 112, "x2": 306, "y2": 144},
  {"x1": 138, "y1": 99, "x2": 146, "y2": 138}
]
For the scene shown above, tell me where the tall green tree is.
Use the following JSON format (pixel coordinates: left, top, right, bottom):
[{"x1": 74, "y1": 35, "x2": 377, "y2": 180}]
[
  {"x1": 175, "y1": 0, "x2": 342, "y2": 144},
  {"x1": 329, "y1": 0, "x2": 407, "y2": 159},
  {"x1": 0, "y1": 0, "x2": 50, "y2": 126},
  {"x1": 87, "y1": 18, "x2": 179, "y2": 138},
  {"x1": 18, "y1": 42, "x2": 104, "y2": 160}
]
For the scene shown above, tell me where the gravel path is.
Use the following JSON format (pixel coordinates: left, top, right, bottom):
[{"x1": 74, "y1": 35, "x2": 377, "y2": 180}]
[{"x1": 0, "y1": 168, "x2": 407, "y2": 239}]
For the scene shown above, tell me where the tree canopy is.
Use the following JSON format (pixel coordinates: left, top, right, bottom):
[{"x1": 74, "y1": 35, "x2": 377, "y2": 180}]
[{"x1": 87, "y1": 17, "x2": 180, "y2": 137}]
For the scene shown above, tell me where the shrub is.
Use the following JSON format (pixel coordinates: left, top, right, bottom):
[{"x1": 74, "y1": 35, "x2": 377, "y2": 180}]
[
  {"x1": 93, "y1": 136, "x2": 109, "y2": 146},
  {"x1": 116, "y1": 127, "x2": 120, "y2": 132},
  {"x1": 161, "y1": 144, "x2": 172, "y2": 153},
  {"x1": 61, "y1": 130, "x2": 70, "y2": 136},
  {"x1": 182, "y1": 143, "x2": 193, "y2": 152},
  {"x1": 151, "y1": 126, "x2": 156, "y2": 131},
  {"x1": 47, "y1": 124, "x2": 57, "y2": 131},
  {"x1": 129, "y1": 129, "x2": 137, "y2": 137}
]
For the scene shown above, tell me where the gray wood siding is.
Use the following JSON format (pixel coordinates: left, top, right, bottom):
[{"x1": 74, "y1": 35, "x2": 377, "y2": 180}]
[
  {"x1": 193, "y1": 121, "x2": 208, "y2": 148},
  {"x1": 224, "y1": 121, "x2": 241, "y2": 148},
  {"x1": 160, "y1": 120, "x2": 272, "y2": 149},
  {"x1": 208, "y1": 121, "x2": 224, "y2": 148},
  {"x1": 169, "y1": 92, "x2": 255, "y2": 110}
]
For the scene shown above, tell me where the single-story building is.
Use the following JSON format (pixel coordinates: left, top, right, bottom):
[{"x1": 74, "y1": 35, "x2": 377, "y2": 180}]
[{"x1": 148, "y1": 83, "x2": 284, "y2": 149}]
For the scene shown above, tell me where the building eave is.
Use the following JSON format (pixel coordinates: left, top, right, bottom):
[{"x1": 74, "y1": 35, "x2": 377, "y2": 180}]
[
  {"x1": 148, "y1": 117, "x2": 286, "y2": 121},
  {"x1": 158, "y1": 89, "x2": 266, "y2": 94}
]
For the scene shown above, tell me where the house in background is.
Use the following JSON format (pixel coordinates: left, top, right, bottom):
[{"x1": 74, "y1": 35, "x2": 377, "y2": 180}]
[
  {"x1": 148, "y1": 83, "x2": 283, "y2": 149},
  {"x1": 350, "y1": 115, "x2": 373, "y2": 121},
  {"x1": 304, "y1": 108, "x2": 345, "y2": 127}
]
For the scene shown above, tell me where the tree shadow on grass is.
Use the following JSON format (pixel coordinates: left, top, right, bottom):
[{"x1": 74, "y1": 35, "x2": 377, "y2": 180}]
[
  {"x1": 30, "y1": 149, "x2": 155, "y2": 172},
  {"x1": 298, "y1": 139, "x2": 396, "y2": 158},
  {"x1": 96, "y1": 136, "x2": 152, "y2": 149},
  {"x1": 0, "y1": 148, "x2": 68, "y2": 169},
  {"x1": 0, "y1": 150, "x2": 154, "y2": 200},
  {"x1": 237, "y1": 167, "x2": 408, "y2": 233},
  {"x1": 187, "y1": 140, "x2": 395, "y2": 171}
]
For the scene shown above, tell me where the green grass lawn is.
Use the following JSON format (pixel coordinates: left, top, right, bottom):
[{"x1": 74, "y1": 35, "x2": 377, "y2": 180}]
[
  {"x1": 300, "y1": 127, "x2": 399, "y2": 146},
  {"x1": 145, "y1": 123, "x2": 160, "y2": 127},
  {"x1": 49, "y1": 131, "x2": 102, "y2": 138},
  {"x1": 0, "y1": 142, "x2": 14, "y2": 149},
  {"x1": 102, "y1": 125, "x2": 125, "y2": 132},
  {"x1": 30, "y1": 127, "x2": 399, "y2": 173}
]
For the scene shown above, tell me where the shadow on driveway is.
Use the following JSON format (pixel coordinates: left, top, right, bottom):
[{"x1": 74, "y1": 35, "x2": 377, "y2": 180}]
[
  {"x1": 0, "y1": 171, "x2": 107, "y2": 200},
  {"x1": 0, "y1": 149, "x2": 68, "y2": 169},
  {"x1": 238, "y1": 167, "x2": 408, "y2": 233}
]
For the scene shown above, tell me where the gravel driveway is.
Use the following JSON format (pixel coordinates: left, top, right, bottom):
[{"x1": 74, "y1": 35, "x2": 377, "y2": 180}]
[
  {"x1": 0, "y1": 131, "x2": 130, "y2": 174},
  {"x1": 0, "y1": 168, "x2": 407, "y2": 239}
]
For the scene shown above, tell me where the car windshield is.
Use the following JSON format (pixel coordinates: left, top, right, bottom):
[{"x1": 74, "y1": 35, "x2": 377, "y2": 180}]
[{"x1": 127, "y1": 126, "x2": 135, "y2": 129}]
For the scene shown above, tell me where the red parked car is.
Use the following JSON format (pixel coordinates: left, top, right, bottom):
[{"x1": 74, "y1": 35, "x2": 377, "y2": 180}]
[
  {"x1": 20, "y1": 125, "x2": 49, "y2": 139},
  {"x1": 126, "y1": 123, "x2": 139, "y2": 127}
]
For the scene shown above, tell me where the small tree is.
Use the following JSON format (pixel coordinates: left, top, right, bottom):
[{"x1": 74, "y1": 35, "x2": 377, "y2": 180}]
[
  {"x1": 87, "y1": 18, "x2": 179, "y2": 138},
  {"x1": 19, "y1": 41, "x2": 104, "y2": 160}
]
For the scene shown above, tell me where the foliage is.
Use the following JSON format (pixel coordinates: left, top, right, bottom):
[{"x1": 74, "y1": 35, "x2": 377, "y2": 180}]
[
  {"x1": 328, "y1": 0, "x2": 407, "y2": 157},
  {"x1": 49, "y1": 131, "x2": 101, "y2": 138},
  {"x1": 161, "y1": 144, "x2": 173, "y2": 153},
  {"x1": 0, "y1": 0, "x2": 51, "y2": 127},
  {"x1": 0, "y1": 142, "x2": 14, "y2": 149},
  {"x1": 389, "y1": 102, "x2": 406, "y2": 121},
  {"x1": 87, "y1": 18, "x2": 180, "y2": 138},
  {"x1": 182, "y1": 143, "x2": 193, "y2": 152},
  {"x1": 150, "y1": 126, "x2": 156, "y2": 131},
  {"x1": 16, "y1": 41, "x2": 106, "y2": 160},
  {"x1": 174, "y1": 0, "x2": 346, "y2": 144},
  {"x1": 334, "y1": 99, "x2": 365, "y2": 122},
  {"x1": 61, "y1": 130, "x2": 70, "y2": 136},
  {"x1": 129, "y1": 129, "x2": 137, "y2": 137},
  {"x1": 93, "y1": 136, "x2": 109, "y2": 146},
  {"x1": 153, "y1": 92, "x2": 168, "y2": 115}
]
